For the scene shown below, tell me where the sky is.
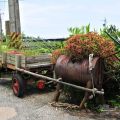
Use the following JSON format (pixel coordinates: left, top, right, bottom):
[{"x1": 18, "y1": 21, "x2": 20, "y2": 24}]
[{"x1": 0, "y1": 0, "x2": 120, "y2": 38}]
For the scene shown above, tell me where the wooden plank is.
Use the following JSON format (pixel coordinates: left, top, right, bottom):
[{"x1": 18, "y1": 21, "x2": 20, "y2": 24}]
[
  {"x1": 15, "y1": 55, "x2": 21, "y2": 68},
  {"x1": 6, "y1": 53, "x2": 26, "y2": 67},
  {"x1": 26, "y1": 54, "x2": 51, "y2": 60},
  {"x1": 6, "y1": 54, "x2": 16, "y2": 64},
  {"x1": 21, "y1": 56, "x2": 26, "y2": 63},
  {"x1": 7, "y1": 64, "x2": 15, "y2": 70},
  {"x1": 7, "y1": 54, "x2": 15, "y2": 60},
  {"x1": 7, "y1": 54, "x2": 16, "y2": 57},
  {"x1": 26, "y1": 54, "x2": 51, "y2": 64},
  {"x1": 1, "y1": 52, "x2": 52, "y2": 69},
  {"x1": 6, "y1": 60, "x2": 25, "y2": 68},
  {"x1": 6, "y1": 59, "x2": 15, "y2": 62},
  {"x1": 0, "y1": 52, "x2": 4, "y2": 65},
  {"x1": 2, "y1": 53, "x2": 7, "y2": 64},
  {"x1": 6, "y1": 60, "x2": 15, "y2": 65},
  {"x1": 26, "y1": 63, "x2": 53, "y2": 69},
  {"x1": 20, "y1": 56, "x2": 26, "y2": 68}
]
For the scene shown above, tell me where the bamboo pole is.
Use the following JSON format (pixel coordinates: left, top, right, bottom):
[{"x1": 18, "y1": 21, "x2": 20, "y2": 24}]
[{"x1": 16, "y1": 67, "x2": 104, "y2": 95}]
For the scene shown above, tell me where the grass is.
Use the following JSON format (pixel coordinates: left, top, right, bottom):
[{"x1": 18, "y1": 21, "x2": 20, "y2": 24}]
[{"x1": 0, "y1": 39, "x2": 65, "y2": 56}]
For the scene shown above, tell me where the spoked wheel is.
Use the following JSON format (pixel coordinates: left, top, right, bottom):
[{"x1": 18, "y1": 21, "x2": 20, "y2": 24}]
[{"x1": 12, "y1": 74, "x2": 25, "y2": 97}]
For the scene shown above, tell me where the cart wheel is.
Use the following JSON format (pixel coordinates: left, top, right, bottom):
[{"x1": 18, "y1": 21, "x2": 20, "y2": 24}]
[{"x1": 12, "y1": 74, "x2": 25, "y2": 97}]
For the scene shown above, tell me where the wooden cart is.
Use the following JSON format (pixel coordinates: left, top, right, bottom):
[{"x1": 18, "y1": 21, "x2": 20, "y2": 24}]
[
  {"x1": 0, "y1": 51, "x2": 104, "y2": 99},
  {"x1": 0, "y1": 51, "x2": 54, "y2": 97}
]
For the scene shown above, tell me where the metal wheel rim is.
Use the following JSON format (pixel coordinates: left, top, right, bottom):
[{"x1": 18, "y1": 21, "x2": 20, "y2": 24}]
[{"x1": 12, "y1": 79, "x2": 19, "y2": 95}]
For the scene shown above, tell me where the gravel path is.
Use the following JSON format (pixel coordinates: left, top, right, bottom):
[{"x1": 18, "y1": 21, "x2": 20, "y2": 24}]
[{"x1": 0, "y1": 79, "x2": 119, "y2": 120}]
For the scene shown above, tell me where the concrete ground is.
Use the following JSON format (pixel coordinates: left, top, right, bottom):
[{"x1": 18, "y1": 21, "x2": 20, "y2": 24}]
[{"x1": 0, "y1": 79, "x2": 119, "y2": 120}]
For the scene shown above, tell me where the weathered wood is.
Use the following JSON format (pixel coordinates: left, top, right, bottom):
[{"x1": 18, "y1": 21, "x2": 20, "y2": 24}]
[
  {"x1": 5, "y1": 53, "x2": 25, "y2": 67},
  {"x1": 26, "y1": 54, "x2": 51, "y2": 64},
  {"x1": 26, "y1": 63, "x2": 53, "y2": 69},
  {"x1": 0, "y1": 52, "x2": 52, "y2": 69},
  {"x1": 7, "y1": 64, "x2": 15, "y2": 70},
  {"x1": 15, "y1": 55, "x2": 21, "y2": 68},
  {"x1": 2, "y1": 53, "x2": 7, "y2": 64},
  {"x1": 26, "y1": 59, "x2": 51, "y2": 64},
  {"x1": 6, "y1": 55, "x2": 16, "y2": 65},
  {"x1": 7, "y1": 54, "x2": 16, "y2": 58},
  {"x1": 20, "y1": 56, "x2": 26, "y2": 68},
  {"x1": 6, "y1": 60, "x2": 15, "y2": 65},
  {"x1": 6, "y1": 54, "x2": 16, "y2": 64}
]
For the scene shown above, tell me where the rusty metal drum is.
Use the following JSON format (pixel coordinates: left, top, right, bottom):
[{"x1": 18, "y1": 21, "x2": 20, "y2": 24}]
[{"x1": 55, "y1": 55, "x2": 103, "y2": 87}]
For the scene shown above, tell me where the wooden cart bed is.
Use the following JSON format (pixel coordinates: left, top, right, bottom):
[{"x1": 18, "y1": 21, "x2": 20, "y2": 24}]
[{"x1": 0, "y1": 52, "x2": 52, "y2": 70}]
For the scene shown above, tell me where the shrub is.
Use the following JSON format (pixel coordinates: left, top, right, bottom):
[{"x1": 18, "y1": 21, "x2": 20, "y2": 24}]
[
  {"x1": 52, "y1": 32, "x2": 117, "y2": 64},
  {"x1": 51, "y1": 48, "x2": 65, "y2": 64}
]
